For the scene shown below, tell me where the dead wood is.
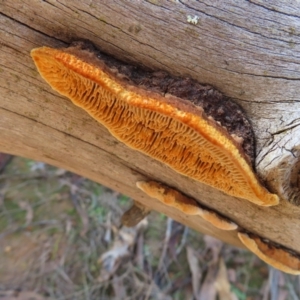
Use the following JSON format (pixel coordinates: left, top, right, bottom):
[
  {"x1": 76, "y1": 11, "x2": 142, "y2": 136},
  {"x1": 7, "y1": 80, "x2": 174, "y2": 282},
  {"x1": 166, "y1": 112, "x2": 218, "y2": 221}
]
[{"x1": 1, "y1": 1, "x2": 300, "y2": 254}]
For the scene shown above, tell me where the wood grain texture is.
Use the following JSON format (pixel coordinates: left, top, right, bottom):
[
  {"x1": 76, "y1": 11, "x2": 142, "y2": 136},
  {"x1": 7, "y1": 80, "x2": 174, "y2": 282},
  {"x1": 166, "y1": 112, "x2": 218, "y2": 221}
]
[{"x1": 1, "y1": 0, "x2": 300, "y2": 252}]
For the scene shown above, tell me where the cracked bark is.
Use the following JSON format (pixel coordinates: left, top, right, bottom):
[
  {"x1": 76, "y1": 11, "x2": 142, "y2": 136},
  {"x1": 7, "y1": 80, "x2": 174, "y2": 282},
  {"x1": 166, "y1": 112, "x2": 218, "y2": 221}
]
[{"x1": 1, "y1": 0, "x2": 300, "y2": 253}]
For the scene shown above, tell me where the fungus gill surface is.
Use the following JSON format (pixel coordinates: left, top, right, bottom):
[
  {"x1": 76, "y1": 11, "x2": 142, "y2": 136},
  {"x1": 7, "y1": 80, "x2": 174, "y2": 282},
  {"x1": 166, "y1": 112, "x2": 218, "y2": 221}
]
[
  {"x1": 238, "y1": 232, "x2": 300, "y2": 275},
  {"x1": 136, "y1": 181, "x2": 237, "y2": 231},
  {"x1": 31, "y1": 42, "x2": 279, "y2": 206}
]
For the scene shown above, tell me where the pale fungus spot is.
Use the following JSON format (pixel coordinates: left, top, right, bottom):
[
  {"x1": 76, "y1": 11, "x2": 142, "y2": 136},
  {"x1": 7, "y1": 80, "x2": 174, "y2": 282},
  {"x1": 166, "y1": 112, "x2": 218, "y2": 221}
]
[
  {"x1": 31, "y1": 41, "x2": 279, "y2": 206},
  {"x1": 238, "y1": 232, "x2": 300, "y2": 275},
  {"x1": 231, "y1": 134, "x2": 244, "y2": 145},
  {"x1": 136, "y1": 181, "x2": 237, "y2": 231},
  {"x1": 187, "y1": 15, "x2": 200, "y2": 25}
]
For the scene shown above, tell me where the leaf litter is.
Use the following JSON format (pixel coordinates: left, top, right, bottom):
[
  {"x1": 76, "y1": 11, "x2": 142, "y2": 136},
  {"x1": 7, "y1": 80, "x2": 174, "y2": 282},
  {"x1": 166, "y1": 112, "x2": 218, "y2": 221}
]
[{"x1": 0, "y1": 156, "x2": 299, "y2": 299}]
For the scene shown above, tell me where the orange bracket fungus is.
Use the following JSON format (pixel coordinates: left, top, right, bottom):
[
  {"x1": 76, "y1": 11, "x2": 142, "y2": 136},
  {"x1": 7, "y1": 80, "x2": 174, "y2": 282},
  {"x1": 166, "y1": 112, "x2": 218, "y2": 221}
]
[
  {"x1": 31, "y1": 41, "x2": 279, "y2": 206},
  {"x1": 121, "y1": 200, "x2": 151, "y2": 227},
  {"x1": 238, "y1": 232, "x2": 300, "y2": 275},
  {"x1": 136, "y1": 181, "x2": 237, "y2": 231}
]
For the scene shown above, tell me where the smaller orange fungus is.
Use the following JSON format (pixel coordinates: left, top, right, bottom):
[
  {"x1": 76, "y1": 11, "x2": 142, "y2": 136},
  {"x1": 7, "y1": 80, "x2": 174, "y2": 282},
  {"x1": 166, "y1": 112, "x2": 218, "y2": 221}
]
[
  {"x1": 31, "y1": 41, "x2": 279, "y2": 206},
  {"x1": 136, "y1": 181, "x2": 237, "y2": 231},
  {"x1": 238, "y1": 232, "x2": 300, "y2": 275}
]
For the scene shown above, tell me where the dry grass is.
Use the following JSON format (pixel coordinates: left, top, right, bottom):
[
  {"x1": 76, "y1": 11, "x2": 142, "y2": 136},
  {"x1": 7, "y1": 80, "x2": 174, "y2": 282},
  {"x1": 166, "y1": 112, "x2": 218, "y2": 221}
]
[{"x1": 0, "y1": 156, "x2": 299, "y2": 300}]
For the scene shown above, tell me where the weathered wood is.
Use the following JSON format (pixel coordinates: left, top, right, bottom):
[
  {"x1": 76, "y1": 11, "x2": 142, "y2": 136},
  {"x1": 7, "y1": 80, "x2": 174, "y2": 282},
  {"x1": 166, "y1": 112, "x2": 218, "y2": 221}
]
[{"x1": 1, "y1": 1, "x2": 300, "y2": 253}]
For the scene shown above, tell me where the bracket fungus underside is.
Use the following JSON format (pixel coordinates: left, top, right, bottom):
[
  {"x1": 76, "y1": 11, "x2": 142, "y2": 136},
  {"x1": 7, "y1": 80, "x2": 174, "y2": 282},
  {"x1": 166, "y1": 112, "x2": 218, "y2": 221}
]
[{"x1": 31, "y1": 41, "x2": 278, "y2": 206}]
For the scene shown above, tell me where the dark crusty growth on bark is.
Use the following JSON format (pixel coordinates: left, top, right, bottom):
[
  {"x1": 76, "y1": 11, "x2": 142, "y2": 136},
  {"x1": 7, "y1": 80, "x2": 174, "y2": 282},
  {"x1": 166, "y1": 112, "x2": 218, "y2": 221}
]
[{"x1": 69, "y1": 40, "x2": 255, "y2": 164}]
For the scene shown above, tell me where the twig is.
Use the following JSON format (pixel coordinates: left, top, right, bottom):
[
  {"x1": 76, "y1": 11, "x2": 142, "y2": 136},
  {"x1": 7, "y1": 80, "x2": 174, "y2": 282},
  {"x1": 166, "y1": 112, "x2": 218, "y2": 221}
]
[
  {"x1": 56, "y1": 266, "x2": 75, "y2": 286},
  {"x1": 157, "y1": 218, "x2": 173, "y2": 272},
  {"x1": 269, "y1": 267, "x2": 279, "y2": 300},
  {"x1": 286, "y1": 276, "x2": 300, "y2": 300},
  {"x1": 176, "y1": 226, "x2": 189, "y2": 255},
  {"x1": 0, "y1": 220, "x2": 59, "y2": 239}
]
